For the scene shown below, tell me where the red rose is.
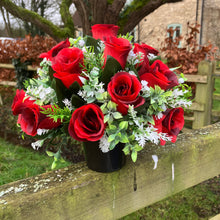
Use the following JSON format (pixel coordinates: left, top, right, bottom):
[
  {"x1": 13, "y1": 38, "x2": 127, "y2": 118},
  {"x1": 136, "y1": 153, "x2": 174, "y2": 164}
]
[
  {"x1": 39, "y1": 39, "x2": 70, "y2": 61},
  {"x1": 134, "y1": 43, "x2": 159, "y2": 56},
  {"x1": 134, "y1": 43, "x2": 158, "y2": 76},
  {"x1": 140, "y1": 60, "x2": 179, "y2": 90},
  {"x1": 11, "y1": 89, "x2": 35, "y2": 115},
  {"x1": 53, "y1": 72, "x2": 85, "y2": 88},
  {"x1": 107, "y1": 72, "x2": 145, "y2": 115},
  {"x1": 17, "y1": 103, "x2": 40, "y2": 136},
  {"x1": 154, "y1": 107, "x2": 184, "y2": 145},
  {"x1": 12, "y1": 91, "x2": 61, "y2": 136},
  {"x1": 68, "y1": 104, "x2": 105, "y2": 142},
  {"x1": 91, "y1": 24, "x2": 119, "y2": 41},
  {"x1": 51, "y1": 47, "x2": 84, "y2": 74},
  {"x1": 104, "y1": 36, "x2": 131, "y2": 69}
]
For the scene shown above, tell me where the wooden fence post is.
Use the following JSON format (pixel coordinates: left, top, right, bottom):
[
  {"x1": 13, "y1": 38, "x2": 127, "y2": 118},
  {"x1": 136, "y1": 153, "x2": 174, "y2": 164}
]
[{"x1": 192, "y1": 61, "x2": 215, "y2": 129}]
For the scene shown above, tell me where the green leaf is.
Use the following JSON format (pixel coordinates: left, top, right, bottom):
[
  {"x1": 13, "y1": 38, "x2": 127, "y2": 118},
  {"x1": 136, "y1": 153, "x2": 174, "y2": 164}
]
[
  {"x1": 120, "y1": 134, "x2": 129, "y2": 143},
  {"x1": 134, "y1": 144, "x2": 143, "y2": 152},
  {"x1": 71, "y1": 94, "x2": 85, "y2": 108},
  {"x1": 51, "y1": 161, "x2": 57, "y2": 170},
  {"x1": 104, "y1": 114, "x2": 110, "y2": 123},
  {"x1": 69, "y1": 81, "x2": 81, "y2": 94},
  {"x1": 107, "y1": 101, "x2": 117, "y2": 110},
  {"x1": 113, "y1": 112, "x2": 123, "y2": 119},
  {"x1": 108, "y1": 134, "x2": 116, "y2": 142},
  {"x1": 46, "y1": 151, "x2": 54, "y2": 157},
  {"x1": 131, "y1": 151, "x2": 137, "y2": 162},
  {"x1": 85, "y1": 36, "x2": 101, "y2": 55},
  {"x1": 122, "y1": 145, "x2": 130, "y2": 155},
  {"x1": 119, "y1": 121, "x2": 128, "y2": 130},
  {"x1": 100, "y1": 56, "x2": 122, "y2": 89}
]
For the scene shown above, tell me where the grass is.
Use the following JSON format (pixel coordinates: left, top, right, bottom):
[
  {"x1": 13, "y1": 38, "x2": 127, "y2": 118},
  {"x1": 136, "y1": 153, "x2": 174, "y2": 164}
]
[
  {"x1": 213, "y1": 77, "x2": 220, "y2": 111},
  {"x1": 0, "y1": 137, "x2": 71, "y2": 186},
  {"x1": 120, "y1": 176, "x2": 220, "y2": 219}
]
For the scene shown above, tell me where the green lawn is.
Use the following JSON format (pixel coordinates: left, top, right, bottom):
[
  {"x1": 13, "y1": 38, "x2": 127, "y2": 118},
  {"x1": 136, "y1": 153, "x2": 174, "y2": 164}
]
[
  {"x1": 120, "y1": 175, "x2": 220, "y2": 219},
  {"x1": 0, "y1": 137, "x2": 70, "y2": 186},
  {"x1": 213, "y1": 77, "x2": 220, "y2": 111}
]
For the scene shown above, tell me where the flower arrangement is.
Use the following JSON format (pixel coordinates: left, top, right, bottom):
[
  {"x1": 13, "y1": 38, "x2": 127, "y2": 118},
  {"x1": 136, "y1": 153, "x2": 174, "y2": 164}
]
[{"x1": 11, "y1": 24, "x2": 192, "y2": 168}]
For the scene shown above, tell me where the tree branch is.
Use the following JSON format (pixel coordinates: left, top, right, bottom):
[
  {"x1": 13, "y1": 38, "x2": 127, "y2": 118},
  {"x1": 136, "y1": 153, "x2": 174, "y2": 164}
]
[
  {"x1": 60, "y1": 0, "x2": 75, "y2": 37},
  {"x1": 0, "y1": 0, "x2": 72, "y2": 41},
  {"x1": 118, "y1": 0, "x2": 183, "y2": 34}
]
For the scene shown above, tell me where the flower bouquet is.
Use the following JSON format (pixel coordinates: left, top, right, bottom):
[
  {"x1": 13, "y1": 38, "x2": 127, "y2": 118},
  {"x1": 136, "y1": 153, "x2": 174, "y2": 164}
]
[{"x1": 11, "y1": 24, "x2": 192, "y2": 172}]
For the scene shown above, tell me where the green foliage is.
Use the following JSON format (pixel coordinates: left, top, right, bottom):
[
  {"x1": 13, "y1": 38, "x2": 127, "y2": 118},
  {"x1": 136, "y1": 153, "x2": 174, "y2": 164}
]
[
  {"x1": 12, "y1": 58, "x2": 35, "y2": 90},
  {"x1": 40, "y1": 105, "x2": 72, "y2": 123},
  {"x1": 0, "y1": 138, "x2": 70, "y2": 185}
]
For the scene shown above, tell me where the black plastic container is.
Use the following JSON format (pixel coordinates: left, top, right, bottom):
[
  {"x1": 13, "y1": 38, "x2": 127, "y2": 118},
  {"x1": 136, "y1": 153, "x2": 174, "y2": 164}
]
[{"x1": 83, "y1": 141, "x2": 126, "y2": 173}]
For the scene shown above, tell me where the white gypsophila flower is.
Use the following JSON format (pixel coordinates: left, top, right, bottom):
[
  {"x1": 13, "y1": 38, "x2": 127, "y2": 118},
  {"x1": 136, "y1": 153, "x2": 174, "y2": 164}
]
[
  {"x1": 147, "y1": 53, "x2": 157, "y2": 60},
  {"x1": 127, "y1": 50, "x2": 136, "y2": 63},
  {"x1": 82, "y1": 46, "x2": 87, "y2": 53},
  {"x1": 178, "y1": 78, "x2": 185, "y2": 84},
  {"x1": 161, "y1": 104, "x2": 167, "y2": 112},
  {"x1": 37, "y1": 129, "x2": 49, "y2": 136},
  {"x1": 99, "y1": 134, "x2": 110, "y2": 153},
  {"x1": 128, "y1": 70, "x2": 136, "y2": 76},
  {"x1": 144, "y1": 126, "x2": 162, "y2": 145},
  {"x1": 90, "y1": 67, "x2": 99, "y2": 76},
  {"x1": 31, "y1": 140, "x2": 44, "y2": 150},
  {"x1": 63, "y1": 98, "x2": 73, "y2": 111},
  {"x1": 156, "y1": 112, "x2": 164, "y2": 119},
  {"x1": 78, "y1": 39, "x2": 85, "y2": 47},
  {"x1": 172, "y1": 88, "x2": 184, "y2": 98}
]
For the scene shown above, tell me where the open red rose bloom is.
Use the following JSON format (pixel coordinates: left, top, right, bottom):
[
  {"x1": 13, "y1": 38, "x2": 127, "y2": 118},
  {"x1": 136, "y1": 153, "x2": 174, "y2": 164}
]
[{"x1": 12, "y1": 24, "x2": 191, "y2": 161}]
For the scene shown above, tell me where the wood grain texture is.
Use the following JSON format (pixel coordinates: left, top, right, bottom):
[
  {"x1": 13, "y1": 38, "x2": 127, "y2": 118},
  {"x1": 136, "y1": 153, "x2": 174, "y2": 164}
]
[{"x1": 0, "y1": 123, "x2": 220, "y2": 220}]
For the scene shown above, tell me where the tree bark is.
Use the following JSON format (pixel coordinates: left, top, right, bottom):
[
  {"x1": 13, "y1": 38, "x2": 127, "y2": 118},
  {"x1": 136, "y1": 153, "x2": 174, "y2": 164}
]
[
  {"x1": 0, "y1": 0, "x2": 73, "y2": 41},
  {"x1": 0, "y1": 0, "x2": 184, "y2": 40}
]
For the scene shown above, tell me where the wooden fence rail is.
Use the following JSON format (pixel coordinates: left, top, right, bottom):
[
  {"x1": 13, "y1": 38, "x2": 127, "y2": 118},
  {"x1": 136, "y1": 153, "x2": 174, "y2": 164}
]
[{"x1": 0, "y1": 123, "x2": 219, "y2": 220}]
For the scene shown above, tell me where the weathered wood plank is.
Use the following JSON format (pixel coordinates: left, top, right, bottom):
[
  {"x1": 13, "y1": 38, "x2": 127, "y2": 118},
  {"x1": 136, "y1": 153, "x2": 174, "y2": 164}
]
[
  {"x1": 212, "y1": 110, "x2": 220, "y2": 117},
  {"x1": 184, "y1": 74, "x2": 208, "y2": 83},
  {"x1": 193, "y1": 61, "x2": 214, "y2": 129},
  {"x1": 187, "y1": 102, "x2": 204, "y2": 111},
  {"x1": 213, "y1": 94, "x2": 220, "y2": 101},
  {"x1": 0, "y1": 63, "x2": 38, "y2": 71},
  {"x1": 0, "y1": 81, "x2": 16, "y2": 86},
  {"x1": 0, "y1": 123, "x2": 220, "y2": 220}
]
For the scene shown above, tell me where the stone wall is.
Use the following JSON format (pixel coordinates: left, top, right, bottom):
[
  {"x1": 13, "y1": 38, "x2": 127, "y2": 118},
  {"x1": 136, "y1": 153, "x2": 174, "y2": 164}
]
[
  {"x1": 137, "y1": 0, "x2": 199, "y2": 50},
  {"x1": 201, "y1": 0, "x2": 220, "y2": 49}
]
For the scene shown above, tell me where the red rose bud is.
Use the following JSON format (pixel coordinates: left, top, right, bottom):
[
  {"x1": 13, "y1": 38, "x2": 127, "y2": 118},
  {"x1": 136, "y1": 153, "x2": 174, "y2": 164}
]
[
  {"x1": 134, "y1": 43, "x2": 159, "y2": 56},
  {"x1": 140, "y1": 60, "x2": 179, "y2": 90},
  {"x1": 17, "y1": 103, "x2": 40, "y2": 136},
  {"x1": 39, "y1": 39, "x2": 70, "y2": 61},
  {"x1": 104, "y1": 36, "x2": 131, "y2": 69},
  {"x1": 68, "y1": 104, "x2": 105, "y2": 142},
  {"x1": 11, "y1": 89, "x2": 35, "y2": 115},
  {"x1": 154, "y1": 107, "x2": 184, "y2": 145},
  {"x1": 53, "y1": 72, "x2": 85, "y2": 89},
  {"x1": 108, "y1": 72, "x2": 145, "y2": 115},
  {"x1": 52, "y1": 47, "x2": 84, "y2": 74},
  {"x1": 91, "y1": 24, "x2": 119, "y2": 41}
]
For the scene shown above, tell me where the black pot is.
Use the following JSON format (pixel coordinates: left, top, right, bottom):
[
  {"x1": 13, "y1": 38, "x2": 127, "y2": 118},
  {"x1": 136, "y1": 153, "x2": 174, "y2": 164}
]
[{"x1": 83, "y1": 141, "x2": 126, "y2": 173}]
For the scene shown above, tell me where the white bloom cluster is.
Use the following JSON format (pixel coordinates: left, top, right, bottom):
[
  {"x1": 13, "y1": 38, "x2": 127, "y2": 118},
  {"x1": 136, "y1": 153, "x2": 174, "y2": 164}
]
[
  {"x1": 63, "y1": 98, "x2": 73, "y2": 111},
  {"x1": 31, "y1": 140, "x2": 44, "y2": 150},
  {"x1": 99, "y1": 133, "x2": 110, "y2": 153},
  {"x1": 127, "y1": 50, "x2": 143, "y2": 65},
  {"x1": 37, "y1": 129, "x2": 49, "y2": 135},
  {"x1": 26, "y1": 84, "x2": 57, "y2": 105}
]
